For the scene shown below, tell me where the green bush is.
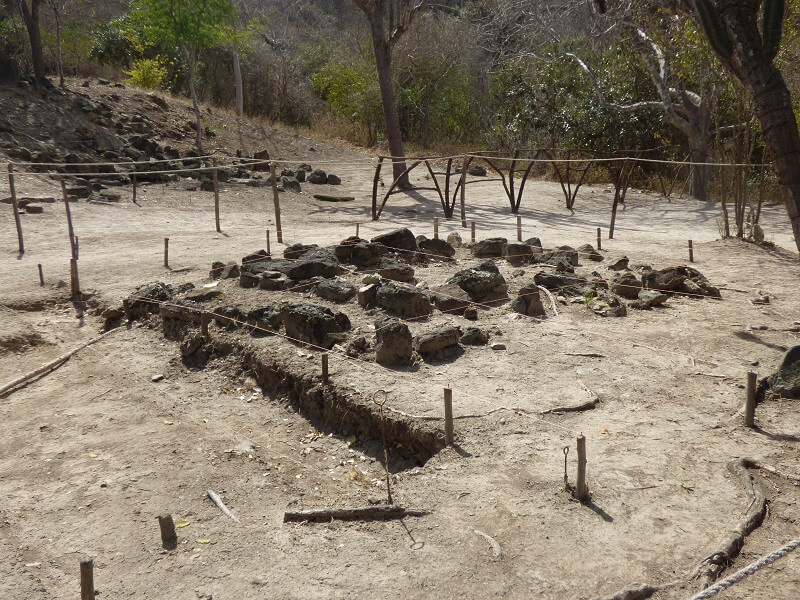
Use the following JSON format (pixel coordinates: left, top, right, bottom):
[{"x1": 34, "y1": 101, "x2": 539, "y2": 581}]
[{"x1": 125, "y1": 58, "x2": 166, "y2": 90}]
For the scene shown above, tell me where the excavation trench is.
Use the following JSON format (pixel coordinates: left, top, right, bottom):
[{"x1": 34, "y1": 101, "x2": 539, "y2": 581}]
[{"x1": 160, "y1": 311, "x2": 445, "y2": 469}]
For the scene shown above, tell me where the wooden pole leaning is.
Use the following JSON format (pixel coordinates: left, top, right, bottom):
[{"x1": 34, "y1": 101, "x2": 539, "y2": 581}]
[
  {"x1": 444, "y1": 388, "x2": 454, "y2": 446},
  {"x1": 70, "y1": 258, "x2": 80, "y2": 300},
  {"x1": 213, "y1": 162, "x2": 221, "y2": 233},
  {"x1": 157, "y1": 514, "x2": 178, "y2": 550},
  {"x1": 269, "y1": 162, "x2": 283, "y2": 243},
  {"x1": 80, "y1": 559, "x2": 94, "y2": 600},
  {"x1": 8, "y1": 164, "x2": 24, "y2": 254},
  {"x1": 744, "y1": 371, "x2": 758, "y2": 428},
  {"x1": 576, "y1": 434, "x2": 588, "y2": 501},
  {"x1": 60, "y1": 179, "x2": 76, "y2": 258}
]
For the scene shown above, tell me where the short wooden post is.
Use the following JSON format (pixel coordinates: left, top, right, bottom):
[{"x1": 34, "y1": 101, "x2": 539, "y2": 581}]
[
  {"x1": 470, "y1": 221, "x2": 476, "y2": 243},
  {"x1": 157, "y1": 514, "x2": 178, "y2": 550},
  {"x1": 576, "y1": 434, "x2": 588, "y2": 501},
  {"x1": 79, "y1": 559, "x2": 94, "y2": 600},
  {"x1": 516, "y1": 215, "x2": 522, "y2": 242},
  {"x1": 61, "y1": 179, "x2": 76, "y2": 258},
  {"x1": 266, "y1": 229, "x2": 271, "y2": 256},
  {"x1": 744, "y1": 371, "x2": 758, "y2": 428},
  {"x1": 163, "y1": 237, "x2": 169, "y2": 268},
  {"x1": 8, "y1": 164, "x2": 24, "y2": 254},
  {"x1": 688, "y1": 239, "x2": 694, "y2": 263},
  {"x1": 38, "y1": 263, "x2": 44, "y2": 286},
  {"x1": 596, "y1": 227, "x2": 602, "y2": 250},
  {"x1": 460, "y1": 156, "x2": 468, "y2": 227},
  {"x1": 322, "y1": 353, "x2": 329, "y2": 383},
  {"x1": 443, "y1": 388, "x2": 454, "y2": 446},
  {"x1": 132, "y1": 173, "x2": 137, "y2": 204},
  {"x1": 213, "y1": 164, "x2": 221, "y2": 233},
  {"x1": 270, "y1": 162, "x2": 283, "y2": 243},
  {"x1": 434, "y1": 217, "x2": 439, "y2": 239},
  {"x1": 74, "y1": 236, "x2": 79, "y2": 260},
  {"x1": 201, "y1": 312, "x2": 210, "y2": 336},
  {"x1": 70, "y1": 258, "x2": 80, "y2": 300},
  {"x1": 356, "y1": 223, "x2": 360, "y2": 238}
]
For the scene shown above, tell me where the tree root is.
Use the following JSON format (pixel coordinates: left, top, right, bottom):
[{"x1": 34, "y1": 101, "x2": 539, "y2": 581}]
[
  {"x1": 693, "y1": 458, "x2": 767, "y2": 586},
  {"x1": 591, "y1": 583, "x2": 664, "y2": 600},
  {"x1": 541, "y1": 380, "x2": 600, "y2": 414},
  {"x1": 283, "y1": 505, "x2": 428, "y2": 523}
]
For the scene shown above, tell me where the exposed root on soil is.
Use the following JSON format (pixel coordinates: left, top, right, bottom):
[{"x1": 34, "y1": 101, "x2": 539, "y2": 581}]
[
  {"x1": 748, "y1": 460, "x2": 800, "y2": 485},
  {"x1": 693, "y1": 458, "x2": 767, "y2": 587},
  {"x1": 540, "y1": 380, "x2": 599, "y2": 415},
  {"x1": 474, "y1": 529, "x2": 502, "y2": 559},
  {"x1": 591, "y1": 583, "x2": 665, "y2": 600},
  {"x1": 0, "y1": 327, "x2": 121, "y2": 397},
  {"x1": 537, "y1": 285, "x2": 559, "y2": 316},
  {"x1": 283, "y1": 505, "x2": 429, "y2": 523}
]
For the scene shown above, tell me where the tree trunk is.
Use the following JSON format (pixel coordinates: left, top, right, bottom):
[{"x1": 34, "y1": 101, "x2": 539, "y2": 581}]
[
  {"x1": 53, "y1": 2, "x2": 64, "y2": 87},
  {"x1": 19, "y1": 0, "x2": 46, "y2": 81},
  {"x1": 371, "y1": 30, "x2": 409, "y2": 188},
  {"x1": 186, "y1": 52, "x2": 204, "y2": 153},
  {"x1": 709, "y1": 1, "x2": 800, "y2": 253},
  {"x1": 232, "y1": 47, "x2": 243, "y2": 117},
  {"x1": 688, "y1": 133, "x2": 710, "y2": 202}
]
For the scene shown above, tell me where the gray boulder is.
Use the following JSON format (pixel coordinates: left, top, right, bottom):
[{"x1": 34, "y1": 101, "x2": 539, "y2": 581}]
[
  {"x1": 510, "y1": 284, "x2": 546, "y2": 317},
  {"x1": 315, "y1": 279, "x2": 356, "y2": 303},
  {"x1": 757, "y1": 346, "x2": 800, "y2": 401},
  {"x1": 473, "y1": 237, "x2": 507, "y2": 258},
  {"x1": 375, "y1": 282, "x2": 432, "y2": 318},
  {"x1": 258, "y1": 271, "x2": 290, "y2": 291},
  {"x1": 642, "y1": 266, "x2": 721, "y2": 298},
  {"x1": 578, "y1": 244, "x2": 603, "y2": 262},
  {"x1": 419, "y1": 237, "x2": 455, "y2": 258},
  {"x1": 374, "y1": 317, "x2": 413, "y2": 366},
  {"x1": 588, "y1": 294, "x2": 627, "y2": 317},
  {"x1": 629, "y1": 289, "x2": 668, "y2": 310},
  {"x1": 542, "y1": 246, "x2": 579, "y2": 267},
  {"x1": 610, "y1": 272, "x2": 642, "y2": 300},
  {"x1": 460, "y1": 327, "x2": 489, "y2": 345},
  {"x1": 505, "y1": 243, "x2": 534, "y2": 266},
  {"x1": 308, "y1": 169, "x2": 328, "y2": 184},
  {"x1": 281, "y1": 302, "x2": 351, "y2": 349},
  {"x1": 247, "y1": 305, "x2": 282, "y2": 334},
  {"x1": 335, "y1": 237, "x2": 388, "y2": 267},
  {"x1": 371, "y1": 228, "x2": 417, "y2": 252},
  {"x1": 378, "y1": 263, "x2": 415, "y2": 283},
  {"x1": 429, "y1": 284, "x2": 473, "y2": 315},
  {"x1": 286, "y1": 248, "x2": 342, "y2": 280},
  {"x1": 448, "y1": 261, "x2": 508, "y2": 301},
  {"x1": 127, "y1": 282, "x2": 172, "y2": 318},
  {"x1": 414, "y1": 326, "x2": 461, "y2": 360},
  {"x1": 284, "y1": 243, "x2": 317, "y2": 259},
  {"x1": 607, "y1": 256, "x2": 630, "y2": 271}
]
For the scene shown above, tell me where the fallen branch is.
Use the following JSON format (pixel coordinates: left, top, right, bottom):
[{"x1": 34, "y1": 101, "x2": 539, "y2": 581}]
[
  {"x1": 537, "y1": 285, "x2": 559, "y2": 316},
  {"x1": 565, "y1": 352, "x2": 606, "y2": 358},
  {"x1": 541, "y1": 380, "x2": 600, "y2": 415},
  {"x1": 313, "y1": 194, "x2": 355, "y2": 202},
  {"x1": 747, "y1": 460, "x2": 800, "y2": 485},
  {"x1": 474, "y1": 529, "x2": 501, "y2": 559},
  {"x1": 207, "y1": 489, "x2": 240, "y2": 523},
  {"x1": 282, "y1": 505, "x2": 428, "y2": 523},
  {"x1": 591, "y1": 583, "x2": 664, "y2": 600},
  {"x1": 693, "y1": 458, "x2": 767, "y2": 586},
  {"x1": 0, "y1": 328, "x2": 120, "y2": 397}
]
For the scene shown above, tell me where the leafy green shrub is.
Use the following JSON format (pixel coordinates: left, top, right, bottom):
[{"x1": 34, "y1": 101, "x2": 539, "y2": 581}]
[{"x1": 125, "y1": 58, "x2": 166, "y2": 90}]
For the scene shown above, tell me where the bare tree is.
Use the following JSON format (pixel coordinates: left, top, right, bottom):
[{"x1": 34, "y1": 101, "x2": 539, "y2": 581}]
[
  {"x1": 16, "y1": 0, "x2": 47, "y2": 82},
  {"x1": 352, "y1": 0, "x2": 428, "y2": 188}
]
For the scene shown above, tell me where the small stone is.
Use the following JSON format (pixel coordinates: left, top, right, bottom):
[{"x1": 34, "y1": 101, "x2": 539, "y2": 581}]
[
  {"x1": 151, "y1": 374, "x2": 165, "y2": 382},
  {"x1": 447, "y1": 232, "x2": 462, "y2": 248},
  {"x1": 491, "y1": 343, "x2": 506, "y2": 351},
  {"x1": 362, "y1": 273, "x2": 381, "y2": 285},
  {"x1": 463, "y1": 306, "x2": 479, "y2": 320},
  {"x1": 607, "y1": 256, "x2": 630, "y2": 271}
]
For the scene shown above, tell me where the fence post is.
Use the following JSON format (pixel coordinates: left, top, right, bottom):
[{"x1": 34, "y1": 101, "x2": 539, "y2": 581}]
[
  {"x1": 744, "y1": 371, "x2": 757, "y2": 427},
  {"x1": 576, "y1": 434, "x2": 588, "y2": 501},
  {"x1": 8, "y1": 164, "x2": 24, "y2": 254},
  {"x1": 164, "y1": 237, "x2": 169, "y2": 268},
  {"x1": 270, "y1": 162, "x2": 283, "y2": 243},
  {"x1": 444, "y1": 388, "x2": 454, "y2": 446},
  {"x1": 80, "y1": 559, "x2": 94, "y2": 600},
  {"x1": 213, "y1": 162, "x2": 221, "y2": 233}
]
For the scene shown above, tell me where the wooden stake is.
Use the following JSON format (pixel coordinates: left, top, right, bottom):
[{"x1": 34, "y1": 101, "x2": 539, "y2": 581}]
[
  {"x1": 516, "y1": 215, "x2": 522, "y2": 242},
  {"x1": 470, "y1": 221, "x2": 476, "y2": 243},
  {"x1": 688, "y1": 239, "x2": 694, "y2": 263},
  {"x1": 460, "y1": 156, "x2": 468, "y2": 227},
  {"x1": 576, "y1": 434, "x2": 588, "y2": 501},
  {"x1": 434, "y1": 217, "x2": 439, "y2": 239},
  {"x1": 596, "y1": 227, "x2": 602, "y2": 250},
  {"x1": 163, "y1": 237, "x2": 169, "y2": 268},
  {"x1": 132, "y1": 172, "x2": 137, "y2": 204},
  {"x1": 356, "y1": 223, "x2": 360, "y2": 238},
  {"x1": 266, "y1": 229, "x2": 271, "y2": 256},
  {"x1": 322, "y1": 353, "x2": 329, "y2": 383},
  {"x1": 744, "y1": 371, "x2": 758, "y2": 428},
  {"x1": 157, "y1": 514, "x2": 178, "y2": 550},
  {"x1": 70, "y1": 258, "x2": 80, "y2": 300},
  {"x1": 38, "y1": 263, "x2": 44, "y2": 286},
  {"x1": 270, "y1": 162, "x2": 283, "y2": 243},
  {"x1": 79, "y1": 559, "x2": 94, "y2": 600},
  {"x1": 213, "y1": 165, "x2": 221, "y2": 233},
  {"x1": 60, "y1": 179, "x2": 76, "y2": 258},
  {"x1": 444, "y1": 387, "x2": 454, "y2": 446},
  {"x1": 8, "y1": 164, "x2": 24, "y2": 254},
  {"x1": 74, "y1": 236, "x2": 79, "y2": 260}
]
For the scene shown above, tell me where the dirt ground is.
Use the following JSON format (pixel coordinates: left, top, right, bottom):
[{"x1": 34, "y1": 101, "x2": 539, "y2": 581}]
[{"x1": 2, "y1": 85, "x2": 800, "y2": 600}]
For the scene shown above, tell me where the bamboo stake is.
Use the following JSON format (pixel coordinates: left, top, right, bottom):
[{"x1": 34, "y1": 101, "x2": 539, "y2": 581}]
[
  {"x1": 444, "y1": 388, "x2": 454, "y2": 446},
  {"x1": 8, "y1": 164, "x2": 24, "y2": 254},
  {"x1": 163, "y1": 237, "x2": 169, "y2": 268},
  {"x1": 270, "y1": 162, "x2": 283, "y2": 243},
  {"x1": 80, "y1": 559, "x2": 94, "y2": 600},
  {"x1": 38, "y1": 264, "x2": 44, "y2": 286},
  {"x1": 576, "y1": 434, "x2": 588, "y2": 501},
  {"x1": 744, "y1": 371, "x2": 757, "y2": 427},
  {"x1": 60, "y1": 179, "x2": 76, "y2": 258},
  {"x1": 213, "y1": 164, "x2": 221, "y2": 233}
]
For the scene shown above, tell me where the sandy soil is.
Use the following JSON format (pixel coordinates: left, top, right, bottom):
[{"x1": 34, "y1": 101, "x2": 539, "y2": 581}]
[{"x1": 2, "y1": 83, "x2": 800, "y2": 600}]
